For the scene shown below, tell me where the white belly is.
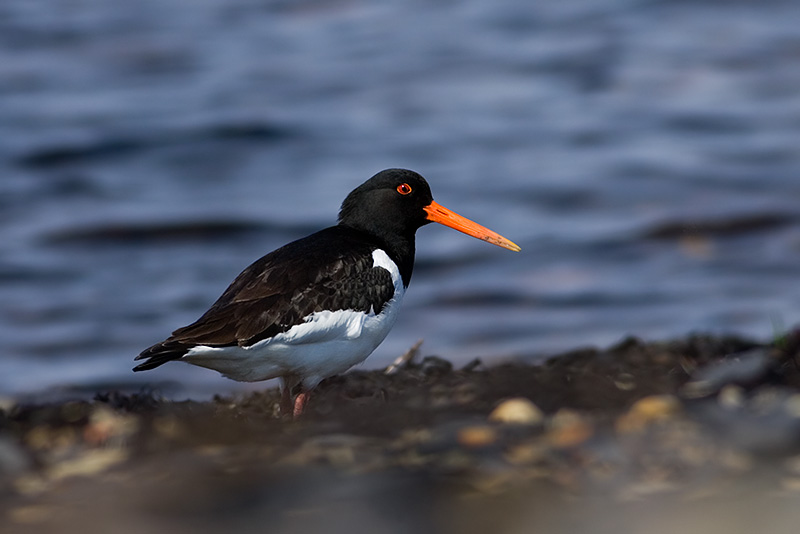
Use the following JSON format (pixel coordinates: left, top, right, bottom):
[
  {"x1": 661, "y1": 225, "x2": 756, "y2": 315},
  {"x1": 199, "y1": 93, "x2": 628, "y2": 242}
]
[{"x1": 180, "y1": 249, "x2": 405, "y2": 389}]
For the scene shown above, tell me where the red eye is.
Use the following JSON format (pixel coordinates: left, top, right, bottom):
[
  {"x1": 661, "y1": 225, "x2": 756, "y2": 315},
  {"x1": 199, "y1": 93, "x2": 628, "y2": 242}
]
[{"x1": 396, "y1": 183, "x2": 412, "y2": 195}]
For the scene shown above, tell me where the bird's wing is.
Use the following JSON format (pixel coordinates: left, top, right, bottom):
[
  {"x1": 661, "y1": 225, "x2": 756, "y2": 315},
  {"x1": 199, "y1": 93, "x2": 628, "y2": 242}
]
[{"x1": 134, "y1": 228, "x2": 396, "y2": 370}]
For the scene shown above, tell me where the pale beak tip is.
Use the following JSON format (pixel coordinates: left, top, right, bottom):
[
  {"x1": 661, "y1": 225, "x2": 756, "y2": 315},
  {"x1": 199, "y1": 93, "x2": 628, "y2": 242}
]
[{"x1": 485, "y1": 235, "x2": 520, "y2": 252}]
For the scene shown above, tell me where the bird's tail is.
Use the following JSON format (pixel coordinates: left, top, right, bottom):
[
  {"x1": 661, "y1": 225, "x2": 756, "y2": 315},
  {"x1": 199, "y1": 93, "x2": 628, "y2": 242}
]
[{"x1": 133, "y1": 341, "x2": 189, "y2": 372}]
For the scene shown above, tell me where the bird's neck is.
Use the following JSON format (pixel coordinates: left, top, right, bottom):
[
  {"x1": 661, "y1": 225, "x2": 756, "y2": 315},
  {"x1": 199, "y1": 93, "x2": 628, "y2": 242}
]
[
  {"x1": 340, "y1": 223, "x2": 416, "y2": 287},
  {"x1": 382, "y1": 234, "x2": 415, "y2": 289}
]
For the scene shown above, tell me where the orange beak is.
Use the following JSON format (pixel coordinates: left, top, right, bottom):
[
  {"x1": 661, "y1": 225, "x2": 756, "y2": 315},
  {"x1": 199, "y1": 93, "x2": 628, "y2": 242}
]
[{"x1": 423, "y1": 201, "x2": 521, "y2": 252}]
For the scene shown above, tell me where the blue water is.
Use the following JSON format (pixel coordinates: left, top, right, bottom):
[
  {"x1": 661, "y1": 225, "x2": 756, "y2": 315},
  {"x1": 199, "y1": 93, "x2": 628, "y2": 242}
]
[{"x1": 2, "y1": 0, "x2": 800, "y2": 398}]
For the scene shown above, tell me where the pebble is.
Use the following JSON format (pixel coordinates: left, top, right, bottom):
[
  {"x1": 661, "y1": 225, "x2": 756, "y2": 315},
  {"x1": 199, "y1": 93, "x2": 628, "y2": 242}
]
[
  {"x1": 504, "y1": 443, "x2": 546, "y2": 465},
  {"x1": 682, "y1": 348, "x2": 772, "y2": 398},
  {"x1": 25, "y1": 426, "x2": 78, "y2": 452},
  {"x1": 617, "y1": 479, "x2": 678, "y2": 501},
  {"x1": 488, "y1": 398, "x2": 544, "y2": 425},
  {"x1": 718, "y1": 385, "x2": 745, "y2": 409},
  {"x1": 0, "y1": 396, "x2": 16, "y2": 413},
  {"x1": 546, "y1": 409, "x2": 593, "y2": 448},
  {"x1": 47, "y1": 449, "x2": 128, "y2": 481},
  {"x1": 457, "y1": 426, "x2": 497, "y2": 449},
  {"x1": 614, "y1": 373, "x2": 636, "y2": 391},
  {"x1": 616, "y1": 395, "x2": 681, "y2": 434},
  {"x1": 83, "y1": 406, "x2": 139, "y2": 446}
]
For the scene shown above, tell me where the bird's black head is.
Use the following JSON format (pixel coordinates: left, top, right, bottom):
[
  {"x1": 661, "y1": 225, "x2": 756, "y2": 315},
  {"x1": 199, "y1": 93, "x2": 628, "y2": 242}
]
[
  {"x1": 338, "y1": 169, "x2": 434, "y2": 243},
  {"x1": 338, "y1": 168, "x2": 519, "y2": 283}
]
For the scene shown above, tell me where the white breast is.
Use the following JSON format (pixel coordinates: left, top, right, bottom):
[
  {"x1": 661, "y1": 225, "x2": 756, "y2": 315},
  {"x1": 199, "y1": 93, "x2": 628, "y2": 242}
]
[{"x1": 182, "y1": 249, "x2": 405, "y2": 388}]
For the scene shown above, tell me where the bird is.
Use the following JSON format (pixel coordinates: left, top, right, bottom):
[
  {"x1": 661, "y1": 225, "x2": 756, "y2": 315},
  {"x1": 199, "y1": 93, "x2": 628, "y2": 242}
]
[{"x1": 134, "y1": 169, "x2": 519, "y2": 417}]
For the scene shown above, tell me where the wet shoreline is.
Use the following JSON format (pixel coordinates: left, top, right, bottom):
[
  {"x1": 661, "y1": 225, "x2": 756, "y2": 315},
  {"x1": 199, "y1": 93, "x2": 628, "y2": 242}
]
[{"x1": 3, "y1": 331, "x2": 800, "y2": 532}]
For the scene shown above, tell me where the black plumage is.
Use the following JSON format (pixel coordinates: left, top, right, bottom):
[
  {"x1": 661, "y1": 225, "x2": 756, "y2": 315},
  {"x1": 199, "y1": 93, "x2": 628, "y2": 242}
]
[{"x1": 134, "y1": 227, "x2": 397, "y2": 371}]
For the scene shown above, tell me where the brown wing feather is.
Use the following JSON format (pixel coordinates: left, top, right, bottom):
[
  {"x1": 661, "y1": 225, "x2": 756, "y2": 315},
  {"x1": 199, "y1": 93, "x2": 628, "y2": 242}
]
[{"x1": 134, "y1": 227, "x2": 396, "y2": 371}]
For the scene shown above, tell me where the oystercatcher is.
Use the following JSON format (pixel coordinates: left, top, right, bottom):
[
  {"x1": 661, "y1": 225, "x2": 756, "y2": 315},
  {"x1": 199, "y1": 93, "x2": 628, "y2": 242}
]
[{"x1": 134, "y1": 169, "x2": 519, "y2": 417}]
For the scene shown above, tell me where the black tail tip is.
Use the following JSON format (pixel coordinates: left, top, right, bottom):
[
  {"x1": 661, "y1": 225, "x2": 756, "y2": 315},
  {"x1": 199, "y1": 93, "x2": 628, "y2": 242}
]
[
  {"x1": 132, "y1": 343, "x2": 187, "y2": 372},
  {"x1": 132, "y1": 361, "x2": 155, "y2": 372}
]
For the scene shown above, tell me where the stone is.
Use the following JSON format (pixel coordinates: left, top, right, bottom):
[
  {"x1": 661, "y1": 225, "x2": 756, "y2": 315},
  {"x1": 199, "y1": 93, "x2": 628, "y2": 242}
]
[{"x1": 489, "y1": 398, "x2": 544, "y2": 425}]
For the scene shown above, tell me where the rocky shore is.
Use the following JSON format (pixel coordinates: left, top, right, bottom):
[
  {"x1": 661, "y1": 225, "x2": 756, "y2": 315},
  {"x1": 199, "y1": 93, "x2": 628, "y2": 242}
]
[{"x1": 3, "y1": 332, "x2": 800, "y2": 533}]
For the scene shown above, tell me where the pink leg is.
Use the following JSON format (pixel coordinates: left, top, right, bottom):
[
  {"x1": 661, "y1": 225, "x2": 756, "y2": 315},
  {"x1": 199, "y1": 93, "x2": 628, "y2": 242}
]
[
  {"x1": 293, "y1": 391, "x2": 310, "y2": 418},
  {"x1": 280, "y1": 386, "x2": 293, "y2": 417}
]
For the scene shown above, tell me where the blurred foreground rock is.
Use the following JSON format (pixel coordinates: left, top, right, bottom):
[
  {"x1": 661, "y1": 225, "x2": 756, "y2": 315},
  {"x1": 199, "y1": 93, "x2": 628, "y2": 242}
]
[{"x1": 3, "y1": 332, "x2": 800, "y2": 533}]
